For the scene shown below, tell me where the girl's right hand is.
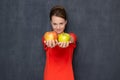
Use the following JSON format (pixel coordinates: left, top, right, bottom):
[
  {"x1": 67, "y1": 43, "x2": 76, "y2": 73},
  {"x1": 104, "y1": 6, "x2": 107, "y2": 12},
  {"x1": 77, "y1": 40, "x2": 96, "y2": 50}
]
[{"x1": 44, "y1": 40, "x2": 58, "y2": 48}]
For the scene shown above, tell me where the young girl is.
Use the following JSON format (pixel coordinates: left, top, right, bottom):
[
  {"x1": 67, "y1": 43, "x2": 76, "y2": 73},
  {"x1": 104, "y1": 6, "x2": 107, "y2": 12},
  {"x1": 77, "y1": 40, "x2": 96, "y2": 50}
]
[{"x1": 42, "y1": 5, "x2": 77, "y2": 80}]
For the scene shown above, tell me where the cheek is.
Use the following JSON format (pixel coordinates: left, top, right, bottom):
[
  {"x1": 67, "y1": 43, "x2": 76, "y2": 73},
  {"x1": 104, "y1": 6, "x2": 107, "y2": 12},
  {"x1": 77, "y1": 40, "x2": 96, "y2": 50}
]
[
  {"x1": 52, "y1": 26, "x2": 56, "y2": 30},
  {"x1": 62, "y1": 25, "x2": 66, "y2": 29},
  {"x1": 51, "y1": 24, "x2": 55, "y2": 29},
  {"x1": 52, "y1": 26, "x2": 58, "y2": 32}
]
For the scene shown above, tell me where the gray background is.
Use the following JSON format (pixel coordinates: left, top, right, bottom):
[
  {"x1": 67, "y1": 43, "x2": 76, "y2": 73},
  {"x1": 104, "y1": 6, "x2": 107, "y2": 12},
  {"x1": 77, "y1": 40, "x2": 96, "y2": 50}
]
[{"x1": 0, "y1": 0, "x2": 120, "y2": 80}]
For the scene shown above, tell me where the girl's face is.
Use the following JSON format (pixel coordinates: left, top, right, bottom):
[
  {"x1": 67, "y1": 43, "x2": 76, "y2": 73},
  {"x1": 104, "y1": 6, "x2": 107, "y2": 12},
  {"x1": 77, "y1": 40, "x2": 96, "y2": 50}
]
[{"x1": 51, "y1": 16, "x2": 67, "y2": 34}]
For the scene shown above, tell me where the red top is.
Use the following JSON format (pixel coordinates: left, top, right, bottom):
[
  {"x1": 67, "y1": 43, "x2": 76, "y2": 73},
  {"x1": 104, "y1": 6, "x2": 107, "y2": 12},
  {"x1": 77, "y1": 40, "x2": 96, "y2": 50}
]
[{"x1": 42, "y1": 33, "x2": 77, "y2": 80}]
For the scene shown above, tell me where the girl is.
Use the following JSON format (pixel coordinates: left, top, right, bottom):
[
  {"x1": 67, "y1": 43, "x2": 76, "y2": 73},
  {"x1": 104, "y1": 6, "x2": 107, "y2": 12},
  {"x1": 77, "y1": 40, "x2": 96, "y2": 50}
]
[{"x1": 42, "y1": 5, "x2": 77, "y2": 80}]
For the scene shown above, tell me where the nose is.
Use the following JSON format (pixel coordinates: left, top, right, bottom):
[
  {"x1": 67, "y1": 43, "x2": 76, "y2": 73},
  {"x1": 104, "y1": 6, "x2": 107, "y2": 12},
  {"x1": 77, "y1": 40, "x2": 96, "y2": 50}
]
[{"x1": 56, "y1": 25, "x2": 60, "y2": 29}]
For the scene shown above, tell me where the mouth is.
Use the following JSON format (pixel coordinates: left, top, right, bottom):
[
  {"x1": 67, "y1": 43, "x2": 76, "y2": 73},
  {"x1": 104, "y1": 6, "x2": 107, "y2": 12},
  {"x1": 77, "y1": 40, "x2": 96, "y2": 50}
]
[{"x1": 55, "y1": 30, "x2": 62, "y2": 34}]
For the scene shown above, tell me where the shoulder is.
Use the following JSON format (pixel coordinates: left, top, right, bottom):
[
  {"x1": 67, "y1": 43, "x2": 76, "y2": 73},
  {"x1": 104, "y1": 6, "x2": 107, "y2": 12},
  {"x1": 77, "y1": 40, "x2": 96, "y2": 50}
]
[
  {"x1": 69, "y1": 32, "x2": 77, "y2": 37},
  {"x1": 69, "y1": 32, "x2": 77, "y2": 43}
]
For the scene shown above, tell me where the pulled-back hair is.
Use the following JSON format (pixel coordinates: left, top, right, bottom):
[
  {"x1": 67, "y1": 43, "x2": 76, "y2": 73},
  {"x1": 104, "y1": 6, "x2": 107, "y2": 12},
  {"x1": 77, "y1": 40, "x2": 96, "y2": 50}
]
[{"x1": 50, "y1": 5, "x2": 67, "y2": 21}]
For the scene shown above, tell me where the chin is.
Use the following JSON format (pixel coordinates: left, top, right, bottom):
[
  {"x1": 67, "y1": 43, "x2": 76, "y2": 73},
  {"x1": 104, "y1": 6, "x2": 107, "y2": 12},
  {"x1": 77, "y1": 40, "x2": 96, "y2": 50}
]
[
  {"x1": 56, "y1": 31, "x2": 63, "y2": 34},
  {"x1": 54, "y1": 31, "x2": 62, "y2": 34}
]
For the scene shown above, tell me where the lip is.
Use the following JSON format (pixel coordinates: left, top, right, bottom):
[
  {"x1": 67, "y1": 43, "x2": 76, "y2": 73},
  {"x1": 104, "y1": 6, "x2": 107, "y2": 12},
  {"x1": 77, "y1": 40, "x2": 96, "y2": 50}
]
[
  {"x1": 56, "y1": 29, "x2": 61, "y2": 31},
  {"x1": 55, "y1": 30, "x2": 62, "y2": 33}
]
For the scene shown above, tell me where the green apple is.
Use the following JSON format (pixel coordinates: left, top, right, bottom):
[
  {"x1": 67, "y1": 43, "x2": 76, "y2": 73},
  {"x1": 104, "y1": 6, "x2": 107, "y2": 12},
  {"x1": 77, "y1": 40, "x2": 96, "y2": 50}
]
[{"x1": 58, "y1": 33, "x2": 70, "y2": 42}]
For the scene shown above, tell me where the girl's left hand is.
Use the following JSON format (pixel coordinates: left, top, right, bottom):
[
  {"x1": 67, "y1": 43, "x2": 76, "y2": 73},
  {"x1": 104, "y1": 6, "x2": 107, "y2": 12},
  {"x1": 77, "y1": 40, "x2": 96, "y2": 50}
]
[{"x1": 58, "y1": 41, "x2": 71, "y2": 48}]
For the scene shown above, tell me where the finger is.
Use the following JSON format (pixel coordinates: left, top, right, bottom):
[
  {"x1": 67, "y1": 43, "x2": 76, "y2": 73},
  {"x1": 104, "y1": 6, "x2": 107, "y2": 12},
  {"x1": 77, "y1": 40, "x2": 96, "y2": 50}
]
[
  {"x1": 60, "y1": 42, "x2": 65, "y2": 48},
  {"x1": 44, "y1": 40, "x2": 48, "y2": 46},
  {"x1": 66, "y1": 42, "x2": 69, "y2": 47},
  {"x1": 46, "y1": 40, "x2": 49, "y2": 47},
  {"x1": 58, "y1": 42, "x2": 61, "y2": 46},
  {"x1": 62, "y1": 42, "x2": 69, "y2": 48},
  {"x1": 51, "y1": 40, "x2": 55, "y2": 47},
  {"x1": 62, "y1": 42, "x2": 66, "y2": 48},
  {"x1": 50, "y1": 40, "x2": 53, "y2": 48},
  {"x1": 69, "y1": 41, "x2": 72, "y2": 43},
  {"x1": 47, "y1": 40, "x2": 51, "y2": 47},
  {"x1": 58, "y1": 42, "x2": 62, "y2": 47},
  {"x1": 55, "y1": 40, "x2": 58, "y2": 45}
]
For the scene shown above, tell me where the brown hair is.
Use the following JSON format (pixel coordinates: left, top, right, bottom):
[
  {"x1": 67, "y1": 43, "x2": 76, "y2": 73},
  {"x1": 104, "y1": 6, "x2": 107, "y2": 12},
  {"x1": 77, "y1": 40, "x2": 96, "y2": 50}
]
[{"x1": 50, "y1": 5, "x2": 67, "y2": 21}]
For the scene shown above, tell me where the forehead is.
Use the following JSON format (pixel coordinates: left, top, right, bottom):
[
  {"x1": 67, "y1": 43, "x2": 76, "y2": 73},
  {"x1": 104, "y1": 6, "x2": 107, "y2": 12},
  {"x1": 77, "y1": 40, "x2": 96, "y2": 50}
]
[{"x1": 51, "y1": 16, "x2": 66, "y2": 23}]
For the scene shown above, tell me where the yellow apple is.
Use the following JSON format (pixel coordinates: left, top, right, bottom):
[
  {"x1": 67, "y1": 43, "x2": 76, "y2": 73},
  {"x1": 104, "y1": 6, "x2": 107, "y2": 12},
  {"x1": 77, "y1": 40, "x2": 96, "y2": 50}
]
[{"x1": 58, "y1": 33, "x2": 70, "y2": 42}]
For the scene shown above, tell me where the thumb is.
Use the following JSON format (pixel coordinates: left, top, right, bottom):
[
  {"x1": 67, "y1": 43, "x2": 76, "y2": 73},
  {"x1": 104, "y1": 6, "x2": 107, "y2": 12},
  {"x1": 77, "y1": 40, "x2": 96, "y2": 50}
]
[{"x1": 69, "y1": 41, "x2": 72, "y2": 44}]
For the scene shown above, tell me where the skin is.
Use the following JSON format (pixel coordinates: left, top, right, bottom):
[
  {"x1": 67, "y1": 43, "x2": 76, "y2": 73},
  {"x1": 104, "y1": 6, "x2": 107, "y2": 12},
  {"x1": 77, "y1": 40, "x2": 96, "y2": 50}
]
[{"x1": 44, "y1": 16, "x2": 72, "y2": 48}]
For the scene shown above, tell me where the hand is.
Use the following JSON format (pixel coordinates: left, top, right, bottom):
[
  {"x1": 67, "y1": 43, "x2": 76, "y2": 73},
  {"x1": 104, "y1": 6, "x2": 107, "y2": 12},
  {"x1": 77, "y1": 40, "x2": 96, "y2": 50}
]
[
  {"x1": 44, "y1": 40, "x2": 58, "y2": 48},
  {"x1": 58, "y1": 41, "x2": 72, "y2": 48}
]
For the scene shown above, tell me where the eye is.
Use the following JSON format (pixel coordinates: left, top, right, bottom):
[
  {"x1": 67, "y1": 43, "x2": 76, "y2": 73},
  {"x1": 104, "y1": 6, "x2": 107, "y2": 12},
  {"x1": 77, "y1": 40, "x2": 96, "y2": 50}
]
[
  {"x1": 60, "y1": 23, "x2": 64, "y2": 25},
  {"x1": 53, "y1": 23, "x2": 57, "y2": 25}
]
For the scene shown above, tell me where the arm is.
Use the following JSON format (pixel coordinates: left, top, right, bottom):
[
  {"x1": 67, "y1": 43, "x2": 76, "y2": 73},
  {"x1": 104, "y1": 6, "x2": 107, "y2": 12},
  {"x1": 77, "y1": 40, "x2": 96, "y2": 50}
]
[
  {"x1": 42, "y1": 37, "x2": 48, "y2": 50},
  {"x1": 69, "y1": 33, "x2": 77, "y2": 43}
]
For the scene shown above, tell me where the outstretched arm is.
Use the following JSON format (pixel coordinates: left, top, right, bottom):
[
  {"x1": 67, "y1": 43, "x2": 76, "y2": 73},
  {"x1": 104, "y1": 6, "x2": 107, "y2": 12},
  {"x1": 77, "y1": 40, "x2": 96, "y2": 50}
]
[{"x1": 69, "y1": 33, "x2": 77, "y2": 43}]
